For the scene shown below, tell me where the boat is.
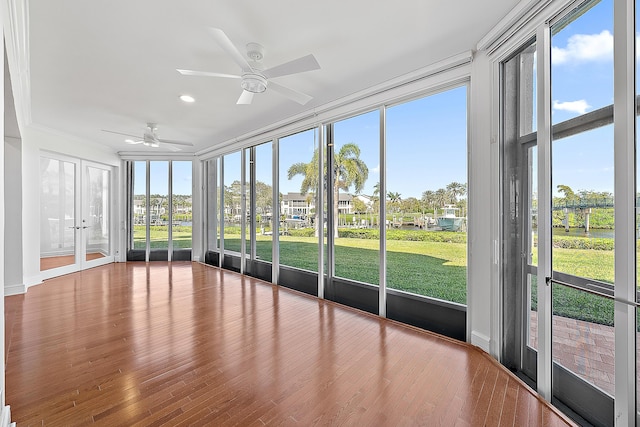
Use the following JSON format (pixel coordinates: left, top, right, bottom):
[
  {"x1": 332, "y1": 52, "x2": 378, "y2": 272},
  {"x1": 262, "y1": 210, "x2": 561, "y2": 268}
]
[{"x1": 436, "y1": 205, "x2": 464, "y2": 231}]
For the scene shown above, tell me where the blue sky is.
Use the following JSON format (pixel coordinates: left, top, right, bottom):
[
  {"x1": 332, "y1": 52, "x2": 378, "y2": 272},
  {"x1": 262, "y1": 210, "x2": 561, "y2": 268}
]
[
  {"x1": 550, "y1": 0, "x2": 615, "y2": 196},
  {"x1": 134, "y1": 160, "x2": 193, "y2": 196}
]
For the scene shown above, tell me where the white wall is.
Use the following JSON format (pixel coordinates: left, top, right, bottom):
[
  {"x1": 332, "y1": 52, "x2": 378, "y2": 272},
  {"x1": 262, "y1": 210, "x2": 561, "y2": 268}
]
[
  {"x1": 0, "y1": 38, "x2": 5, "y2": 415},
  {"x1": 4, "y1": 136, "x2": 22, "y2": 296},
  {"x1": 467, "y1": 50, "x2": 496, "y2": 355},
  {"x1": 21, "y1": 125, "x2": 121, "y2": 291}
]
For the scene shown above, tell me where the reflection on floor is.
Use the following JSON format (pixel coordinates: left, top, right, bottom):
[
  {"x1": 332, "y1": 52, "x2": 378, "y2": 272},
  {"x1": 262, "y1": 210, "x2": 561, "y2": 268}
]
[
  {"x1": 40, "y1": 252, "x2": 106, "y2": 271},
  {"x1": 5, "y1": 262, "x2": 575, "y2": 426}
]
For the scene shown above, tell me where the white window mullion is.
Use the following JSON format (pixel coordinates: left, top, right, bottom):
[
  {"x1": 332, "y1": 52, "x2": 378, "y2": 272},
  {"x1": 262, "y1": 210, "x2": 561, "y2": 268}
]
[
  {"x1": 318, "y1": 125, "x2": 325, "y2": 299},
  {"x1": 240, "y1": 150, "x2": 247, "y2": 274},
  {"x1": 272, "y1": 139, "x2": 280, "y2": 284},
  {"x1": 379, "y1": 105, "x2": 387, "y2": 317},
  {"x1": 536, "y1": 23, "x2": 553, "y2": 402},
  {"x1": 613, "y1": 0, "x2": 636, "y2": 423}
]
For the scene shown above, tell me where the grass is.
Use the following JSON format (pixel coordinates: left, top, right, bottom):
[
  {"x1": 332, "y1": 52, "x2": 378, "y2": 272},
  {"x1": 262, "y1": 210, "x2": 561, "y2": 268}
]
[
  {"x1": 133, "y1": 226, "x2": 193, "y2": 249},
  {"x1": 531, "y1": 248, "x2": 617, "y2": 325},
  {"x1": 223, "y1": 235, "x2": 467, "y2": 303}
]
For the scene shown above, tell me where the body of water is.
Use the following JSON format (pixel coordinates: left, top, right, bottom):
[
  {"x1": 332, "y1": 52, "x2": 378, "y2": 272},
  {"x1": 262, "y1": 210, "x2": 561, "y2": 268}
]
[{"x1": 551, "y1": 227, "x2": 613, "y2": 239}]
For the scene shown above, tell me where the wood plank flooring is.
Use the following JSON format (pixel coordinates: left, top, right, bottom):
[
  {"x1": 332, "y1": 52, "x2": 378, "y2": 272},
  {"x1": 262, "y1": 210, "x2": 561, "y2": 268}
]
[{"x1": 5, "y1": 262, "x2": 575, "y2": 426}]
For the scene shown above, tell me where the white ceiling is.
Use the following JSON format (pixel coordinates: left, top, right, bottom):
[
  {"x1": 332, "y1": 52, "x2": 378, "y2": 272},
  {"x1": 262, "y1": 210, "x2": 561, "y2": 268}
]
[{"x1": 26, "y1": 1, "x2": 519, "y2": 155}]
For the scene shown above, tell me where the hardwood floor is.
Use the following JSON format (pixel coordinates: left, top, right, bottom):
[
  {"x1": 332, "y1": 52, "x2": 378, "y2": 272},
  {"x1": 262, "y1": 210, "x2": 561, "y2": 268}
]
[{"x1": 5, "y1": 262, "x2": 575, "y2": 426}]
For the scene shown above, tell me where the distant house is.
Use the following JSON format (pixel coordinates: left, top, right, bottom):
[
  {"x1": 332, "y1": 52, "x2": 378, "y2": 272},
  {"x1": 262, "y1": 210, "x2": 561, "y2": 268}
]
[{"x1": 280, "y1": 192, "x2": 355, "y2": 217}]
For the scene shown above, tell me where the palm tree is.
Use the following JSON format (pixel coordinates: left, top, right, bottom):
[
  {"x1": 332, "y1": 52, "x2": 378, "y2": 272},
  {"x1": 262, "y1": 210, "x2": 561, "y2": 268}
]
[
  {"x1": 446, "y1": 182, "x2": 466, "y2": 203},
  {"x1": 387, "y1": 191, "x2": 402, "y2": 213},
  {"x1": 434, "y1": 188, "x2": 449, "y2": 210},
  {"x1": 421, "y1": 190, "x2": 436, "y2": 212},
  {"x1": 288, "y1": 143, "x2": 368, "y2": 237}
]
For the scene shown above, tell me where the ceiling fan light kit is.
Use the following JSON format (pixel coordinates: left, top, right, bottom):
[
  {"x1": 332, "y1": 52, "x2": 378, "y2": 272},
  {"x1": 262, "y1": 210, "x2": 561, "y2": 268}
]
[{"x1": 241, "y1": 73, "x2": 267, "y2": 93}]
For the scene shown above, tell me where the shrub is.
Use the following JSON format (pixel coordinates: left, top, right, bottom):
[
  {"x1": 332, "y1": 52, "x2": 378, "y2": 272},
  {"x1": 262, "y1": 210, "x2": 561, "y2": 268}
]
[{"x1": 547, "y1": 236, "x2": 614, "y2": 251}]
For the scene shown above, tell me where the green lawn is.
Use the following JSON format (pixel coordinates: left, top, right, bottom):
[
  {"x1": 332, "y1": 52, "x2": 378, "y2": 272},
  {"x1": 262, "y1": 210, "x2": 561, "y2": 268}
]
[
  {"x1": 133, "y1": 226, "x2": 193, "y2": 249},
  {"x1": 223, "y1": 235, "x2": 468, "y2": 304}
]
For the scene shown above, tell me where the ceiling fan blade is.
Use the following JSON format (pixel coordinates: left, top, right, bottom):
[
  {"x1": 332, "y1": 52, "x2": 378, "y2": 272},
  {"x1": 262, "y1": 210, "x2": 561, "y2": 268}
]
[
  {"x1": 268, "y1": 81, "x2": 313, "y2": 105},
  {"x1": 237, "y1": 90, "x2": 254, "y2": 105},
  {"x1": 165, "y1": 145, "x2": 183, "y2": 152},
  {"x1": 127, "y1": 140, "x2": 144, "y2": 145},
  {"x1": 209, "y1": 27, "x2": 253, "y2": 71},
  {"x1": 156, "y1": 138, "x2": 194, "y2": 147},
  {"x1": 177, "y1": 69, "x2": 241, "y2": 79},
  {"x1": 102, "y1": 129, "x2": 141, "y2": 139},
  {"x1": 262, "y1": 54, "x2": 320, "y2": 79}
]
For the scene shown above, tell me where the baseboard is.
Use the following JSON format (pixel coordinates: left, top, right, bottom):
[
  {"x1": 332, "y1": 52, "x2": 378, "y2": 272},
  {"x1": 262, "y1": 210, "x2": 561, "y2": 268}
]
[
  {"x1": 471, "y1": 330, "x2": 491, "y2": 354},
  {"x1": 4, "y1": 283, "x2": 25, "y2": 296},
  {"x1": 24, "y1": 275, "x2": 43, "y2": 291},
  {"x1": 0, "y1": 404, "x2": 11, "y2": 427}
]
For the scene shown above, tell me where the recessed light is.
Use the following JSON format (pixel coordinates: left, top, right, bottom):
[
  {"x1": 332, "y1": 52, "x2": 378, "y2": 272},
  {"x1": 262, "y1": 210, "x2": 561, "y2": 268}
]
[{"x1": 180, "y1": 95, "x2": 195, "y2": 103}]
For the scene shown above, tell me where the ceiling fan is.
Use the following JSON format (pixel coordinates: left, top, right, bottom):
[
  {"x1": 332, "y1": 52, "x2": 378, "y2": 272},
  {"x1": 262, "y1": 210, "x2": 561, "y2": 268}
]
[
  {"x1": 177, "y1": 28, "x2": 320, "y2": 105},
  {"x1": 102, "y1": 123, "x2": 194, "y2": 151}
]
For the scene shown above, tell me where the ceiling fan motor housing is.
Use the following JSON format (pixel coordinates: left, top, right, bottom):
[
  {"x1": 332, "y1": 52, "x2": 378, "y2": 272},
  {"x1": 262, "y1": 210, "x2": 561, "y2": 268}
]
[{"x1": 245, "y1": 42, "x2": 264, "y2": 61}]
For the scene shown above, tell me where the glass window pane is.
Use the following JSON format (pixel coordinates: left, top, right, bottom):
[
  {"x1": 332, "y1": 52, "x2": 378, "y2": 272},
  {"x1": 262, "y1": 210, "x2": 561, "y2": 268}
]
[
  {"x1": 551, "y1": 0, "x2": 613, "y2": 124},
  {"x1": 551, "y1": 127, "x2": 614, "y2": 284},
  {"x1": 529, "y1": 147, "x2": 538, "y2": 267},
  {"x1": 244, "y1": 149, "x2": 251, "y2": 257},
  {"x1": 520, "y1": 43, "x2": 537, "y2": 136},
  {"x1": 149, "y1": 161, "x2": 169, "y2": 251},
  {"x1": 172, "y1": 161, "x2": 192, "y2": 252},
  {"x1": 133, "y1": 161, "x2": 147, "y2": 250},
  {"x1": 279, "y1": 129, "x2": 319, "y2": 272},
  {"x1": 528, "y1": 273, "x2": 538, "y2": 349},
  {"x1": 386, "y1": 86, "x2": 468, "y2": 303},
  {"x1": 40, "y1": 158, "x2": 76, "y2": 270},
  {"x1": 255, "y1": 142, "x2": 273, "y2": 263},
  {"x1": 552, "y1": 283, "x2": 614, "y2": 396},
  {"x1": 206, "y1": 158, "x2": 218, "y2": 253},
  {"x1": 86, "y1": 166, "x2": 110, "y2": 261},
  {"x1": 333, "y1": 111, "x2": 378, "y2": 285},
  {"x1": 223, "y1": 152, "x2": 242, "y2": 254}
]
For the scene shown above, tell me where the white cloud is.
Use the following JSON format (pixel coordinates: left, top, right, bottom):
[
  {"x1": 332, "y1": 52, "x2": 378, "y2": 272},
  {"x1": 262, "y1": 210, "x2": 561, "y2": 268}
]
[
  {"x1": 371, "y1": 164, "x2": 380, "y2": 174},
  {"x1": 552, "y1": 30, "x2": 613, "y2": 64},
  {"x1": 552, "y1": 99, "x2": 590, "y2": 115}
]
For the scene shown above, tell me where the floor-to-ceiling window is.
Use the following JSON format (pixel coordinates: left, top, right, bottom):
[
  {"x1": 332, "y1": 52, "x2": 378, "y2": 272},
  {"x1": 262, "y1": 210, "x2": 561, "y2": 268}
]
[
  {"x1": 278, "y1": 129, "x2": 320, "y2": 274},
  {"x1": 550, "y1": 0, "x2": 615, "y2": 399},
  {"x1": 386, "y1": 87, "x2": 468, "y2": 304},
  {"x1": 254, "y1": 142, "x2": 273, "y2": 263},
  {"x1": 127, "y1": 159, "x2": 193, "y2": 261},
  {"x1": 332, "y1": 111, "x2": 379, "y2": 287},
  {"x1": 132, "y1": 161, "x2": 147, "y2": 253},
  {"x1": 171, "y1": 161, "x2": 193, "y2": 260}
]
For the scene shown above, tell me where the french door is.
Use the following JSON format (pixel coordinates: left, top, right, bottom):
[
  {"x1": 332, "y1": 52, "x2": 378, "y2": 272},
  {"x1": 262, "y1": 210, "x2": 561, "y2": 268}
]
[{"x1": 40, "y1": 154, "x2": 114, "y2": 279}]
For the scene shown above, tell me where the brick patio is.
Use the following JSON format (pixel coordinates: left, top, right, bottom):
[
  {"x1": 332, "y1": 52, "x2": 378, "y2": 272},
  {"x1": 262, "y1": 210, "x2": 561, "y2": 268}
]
[{"x1": 529, "y1": 311, "x2": 637, "y2": 396}]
